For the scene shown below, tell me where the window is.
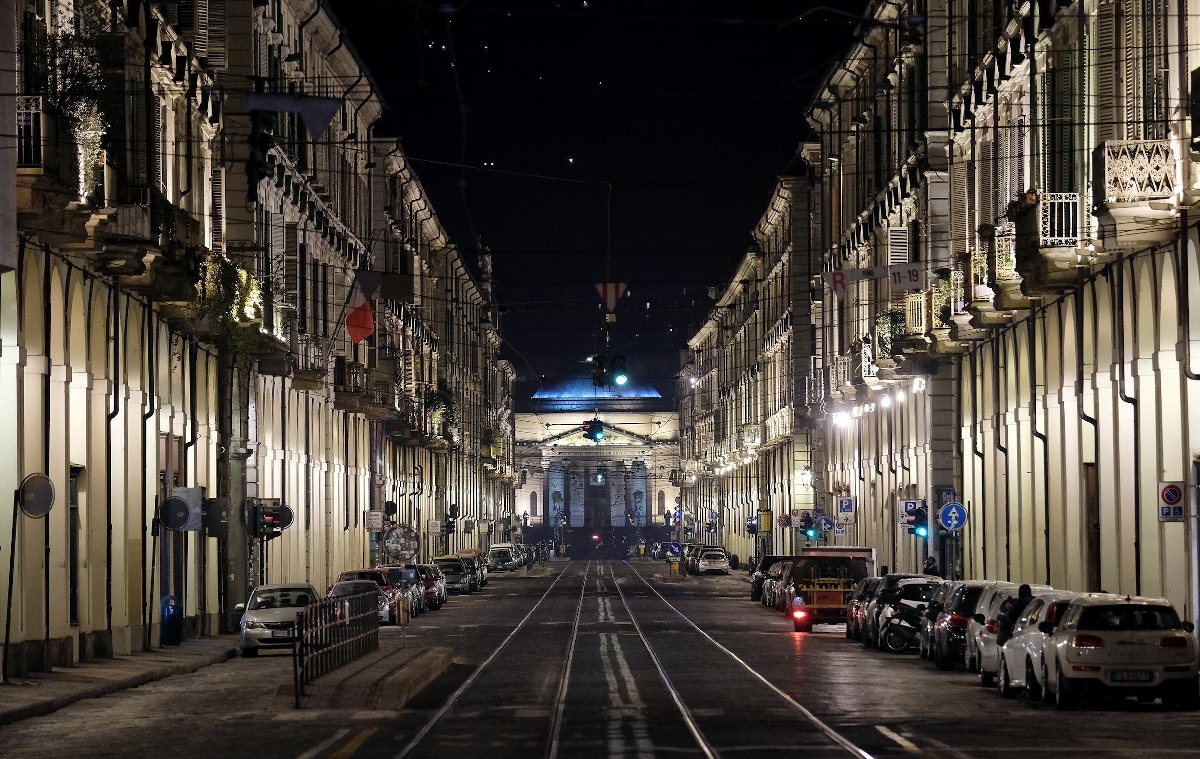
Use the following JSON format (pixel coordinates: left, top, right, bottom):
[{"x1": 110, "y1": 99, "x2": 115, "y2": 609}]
[
  {"x1": 1077, "y1": 605, "x2": 1182, "y2": 631},
  {"x1": 68, "y1": 466, "x2": 82, "y2": 627}
]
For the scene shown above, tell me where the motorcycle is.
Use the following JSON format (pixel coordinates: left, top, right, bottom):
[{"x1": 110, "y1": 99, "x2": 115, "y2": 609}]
[{"x1": 882, "y1": 603, "x2": 926, "y2": 653}]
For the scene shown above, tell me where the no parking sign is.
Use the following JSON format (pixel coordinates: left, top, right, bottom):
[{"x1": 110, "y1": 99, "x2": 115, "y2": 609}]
[{"x1": 1159, "y1": 481, "x2": 1185, "y2": 522}]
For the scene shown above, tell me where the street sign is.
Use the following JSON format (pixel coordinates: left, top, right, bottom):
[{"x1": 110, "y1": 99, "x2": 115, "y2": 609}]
[
  {"x1": 817, "y1": 516, "x2": 835, "y2": 534},
  {"x1": 938, "y1": 502, "x2": 968, "y2": 531},
  {"x1": 757, "y1": 509, "x2": 772, "y2": 533},
  {"x1": 667, "y1": 542, "x2": 681, "y2": 557},
  {"x1": 1159, "y1": 481, "x2": 1186, "y2": 523},
  {"x1": 837, "y1": 497, "x2": 855, "y2": 524},
  {"x1": 365, "y1": 511, "x2": 384, "y2": 532},
  {"x1": 834, "y1": 522, "x2": 847, "y2": 536},
  {"x1": 427, "y1": 519, "x2": 441, "y2": 534},
  {"x1": 778, "y1": 514, "x2": 792, "y2": 528}
]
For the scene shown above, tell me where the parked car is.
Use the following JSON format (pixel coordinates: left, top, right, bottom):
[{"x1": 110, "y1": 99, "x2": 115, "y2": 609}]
[
  {"x1": 333, "y1": 568, "x2": 409, "y2": 625},
  {"x1": 751, "y1": 555, "x2": 787, "y2": 602},
  {"x1": 237, "y1": 583, "x2": 318, "y2": 656},
  {"x1": 416, "y1": 564, "x2": 447, "y2": 610},
  {"x1": 929, "y1": 580, "x2": 989, "y2": 669},
  {"x1": 1040, "y1": 594, "x2": 1198, "y2": 709},
  {"x1": 995, "y1": 591, "x2": 1078, "y2": 698},
  {"x1": 487, "y1": 547, "x2": 519, "y2": 572},
  {"x1": 964, "y1": 582, "x2": 1016, "y2": 672},
  {"x1": 861, "y1": 574, "x2": 931, "y2": 648},
  {"x1": 847, "y1": 577, "x2": 881, "y2": 640},
  {"x1": 971, "y1": 582, "x2": 1052, "y2": 686},
  {"x1": 762, "y1": 561, "x2": 793, "y2": 610},
  {"x1": 919, "y1": 581, "x2": 955, "y2": 658},
  {"x1": 697, "y1": 549, "x2": 730, "y2": 574},
  {"x1": 649, "y1": 542, "x2": 662, "y2": 559},
  {"x1": 691, "y1": 545, "x2": 726, "y2": 573},
  {"x1": 328, "y1": 580, "x2": 388, "y2": 623},
  {"x1": 874, "y1": 578, "x2": 943, "y2": 651},
  {"x1": 458, "y1": 551, "x2": 488, "y2": 587},
  {"x1": 434, "y1": 556, "x2": 474, "y2": 594},
  {"x1": 393, "y1": 566, "x2": 427, "y2": 616}
]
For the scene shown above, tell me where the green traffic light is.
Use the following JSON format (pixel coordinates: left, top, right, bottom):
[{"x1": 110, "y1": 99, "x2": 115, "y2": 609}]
[
  {"x1": 614, "y1": 374, "x2": 628, "y2": 385},
  {"x1": 806, "y1": 528, "x2": 817, "y2": 538},
  {"x1": 916, "y1": 526, "x2": 928, "y2": 538}
]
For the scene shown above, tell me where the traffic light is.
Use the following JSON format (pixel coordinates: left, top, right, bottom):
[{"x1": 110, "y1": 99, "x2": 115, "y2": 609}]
[
  {"x1": 591, "y1": 356, "x2": 610, "y2": 387},
  {"x1": 260, "y1": 501, "x2": 293, "y2": 541},
  {"x1": 245, "y1": 499, "x2": 264, "y2": 539},
  {"x1": 584, "y1": 418, "x2": 605, "y2": 442},
  {"x1": 245, "y1": 109, "x2": 276, "y2": 204},
  {"x1": 911, "y1": 506, "x2": 929, "y2": 538},
  {"x1": 611, "y1": 355, "x2": 628, "y2": 386},
  {"x1": 745, "y1": 516, "x2": 758, "y2": 535},
  {"x1": 445, "y1": 518, "x2": 457, "y2": 534},
  {"x1": 797, "y1": 514, "x2": 816, "y2": 539}
]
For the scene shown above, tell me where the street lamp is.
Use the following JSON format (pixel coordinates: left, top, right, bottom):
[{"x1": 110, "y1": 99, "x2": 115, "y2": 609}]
[{"x1": 799, "y1": 468, "x2": 813, "y2": 488}]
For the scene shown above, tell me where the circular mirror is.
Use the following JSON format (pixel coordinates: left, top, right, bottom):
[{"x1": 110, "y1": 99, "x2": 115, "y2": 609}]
[
  {"x1": 277, "y1": 504, "x2": 294, "y2": 531},
  {"x1": 19, "y1": 473, "x2": 55, "y2": 518},
  {"x1": 160, "y1": 496, "x2": 190, "y2": 531}
]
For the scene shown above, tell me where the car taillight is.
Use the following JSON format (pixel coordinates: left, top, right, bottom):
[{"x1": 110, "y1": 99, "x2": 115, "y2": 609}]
[
  {"x1": 1160, "y1": 636, "x2": 1189, "y2": 649},
  {"x1": 985, "y1": 620, "x2": 999, "y2": 635},
  {"x1": 948, "y1": 613, "x2": 969, "y2": 629},
  {"x1": 1073, "y1": 634, "x2": 1106, "y2": 649},
  {"x1": 793, "y1": 609, "x2": 807, "y2": 619}
]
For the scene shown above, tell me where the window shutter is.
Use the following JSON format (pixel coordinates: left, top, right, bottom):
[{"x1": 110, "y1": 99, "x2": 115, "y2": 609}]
[
  {"x1": 133, "y1": 82, "x2": 147, "y2": 184},
  {"x1": 1014, "y1": 115, "x2": 1026, "y2": 199},
  {"x1": 153, "y1": 102, "x2": 163, "y2": 190},
  {"x1": 950, "y1": 161, "x2": 968, "y2": 257},
  {"x1": 1123, "y1": 0, "x2": 1140, "y2": 139},
  {"x1": 206, "y1": 0, "x2": 226, "y2": 68},
  {"x1": 888, "y1": 226, "x2": 910, "y2": 264},
  {"x1": 1096, "y1": 1, "x2": 1120, "y2": 143},
  {"x1": 978, "y1": 140, "x2": 995, "y2": 227},
  {"x1": 210, "y1": 166, "x2": 223, "y2": 251},
  {"x1": 284, "y1": 223, "x2": 300, "y2": 309}
]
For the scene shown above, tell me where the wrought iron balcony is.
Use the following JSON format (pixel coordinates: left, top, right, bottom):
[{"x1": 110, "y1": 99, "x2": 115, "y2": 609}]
[
  {"x1": 1094, "y1": 140, "x2": 1174, "y2": 205},
  {"x1": 1010, "y1": 190, "x2": 1083, "y2": 293},
  {"x1": 904, "y1": 292, "x2": 926, "y2": 336},
  {"x1": 333, "y1": 359, "x2": 368, "y2": 411},
  {"x1": 292, "y1": 334, "x2": 330, "y2": 390}
]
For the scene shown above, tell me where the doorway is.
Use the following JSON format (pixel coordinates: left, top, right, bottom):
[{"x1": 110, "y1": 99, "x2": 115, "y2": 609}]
[{"x1": 1084, "y1": 463, "x2": 1101, "y2": 592}]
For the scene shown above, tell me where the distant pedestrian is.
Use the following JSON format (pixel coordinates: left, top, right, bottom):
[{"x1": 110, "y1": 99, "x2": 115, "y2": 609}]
[
  {"x1": 526, "y1": 548, "x2": 534, "y2": 572},
  {"x1": 923, "y1": 556, "x2": 941, "y2": 578},
  {"x1": 997, "y1": 584, "x2": 1034, "y2": 645}
]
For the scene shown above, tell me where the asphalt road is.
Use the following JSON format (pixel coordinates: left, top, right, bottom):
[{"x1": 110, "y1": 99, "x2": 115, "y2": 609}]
[{"x1": 3, "y1": 560, "x2": 1200, "y2": 758}]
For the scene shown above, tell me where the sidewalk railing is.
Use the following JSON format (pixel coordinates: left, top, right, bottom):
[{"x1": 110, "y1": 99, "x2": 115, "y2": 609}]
[{"x1": 292, "y1": 591, "x2": 379, "y2": 707}]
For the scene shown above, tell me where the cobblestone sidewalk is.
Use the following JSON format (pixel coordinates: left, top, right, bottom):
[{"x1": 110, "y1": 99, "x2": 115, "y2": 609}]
[{"x1": 0, "y1": 636, "x2": 239, "y2": 726}]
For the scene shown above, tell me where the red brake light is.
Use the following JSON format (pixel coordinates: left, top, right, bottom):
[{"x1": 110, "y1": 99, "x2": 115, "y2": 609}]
[
  {"x1": 1160, "y1": 636, "x2": 1189, "y2": 649},
  {"x1": 948, "y1": 613, "x2": 969, "y2": 629},
  {"x1": 1073, "y1": 634, "x2": 1106, "y2": 649},
  {"x1": 985, "y1": 620, "x2": 999, "y2": 635},
  {"x1": 793, "y1": 609, "x2": 807, "y2": 619}
]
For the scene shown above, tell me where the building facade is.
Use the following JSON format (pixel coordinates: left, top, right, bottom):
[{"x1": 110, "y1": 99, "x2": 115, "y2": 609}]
[
  {"x1": 682, "y1": 0, "x2": 1200, "y2": 625},
  {"x1": 0, "y1": 0, "x2": 514, "y2": 676}
]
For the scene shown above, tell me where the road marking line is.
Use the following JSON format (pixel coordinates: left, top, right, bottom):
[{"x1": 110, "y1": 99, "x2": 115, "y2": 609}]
[
  {"x1": 624, "y1": 561, "x2": 874, "y2": 759},
  {"x1": 330, "y1": 728, "x2": 377, "y2": 759},
  {"x1": 393, "y1": 560, "x2": 576, "y2": 759},
  {"x1": 609, "y1": 562, "x2": 719, "y2": 759},
  {"x1": 875, "y1": 726, "x2": 919, "y2": 754},
  {"x1": 547, "y1": 561, "x2": 592, "y2": 759},
  {"x1": 292, "y1": 729, "x2": 349, "y2": 759}
]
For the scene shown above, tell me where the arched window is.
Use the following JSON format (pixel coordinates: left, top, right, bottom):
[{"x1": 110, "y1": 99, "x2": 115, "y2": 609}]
[
  {"x1": 529, "y1": 491, "x2": 538, "y2": 517},
  {"x1": 658, "y1": 490, "x2": 666, "y2": 514}
]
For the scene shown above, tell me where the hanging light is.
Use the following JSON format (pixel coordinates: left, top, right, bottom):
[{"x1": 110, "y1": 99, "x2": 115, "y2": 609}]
[{"x1": 799, "y1": 468, "x2": 813, "y2": 488}]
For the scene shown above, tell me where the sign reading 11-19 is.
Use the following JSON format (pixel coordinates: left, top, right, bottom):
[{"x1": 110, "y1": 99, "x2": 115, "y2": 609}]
[{"x1": 889, "y1": 265, "x2": 926, "y2": 292}]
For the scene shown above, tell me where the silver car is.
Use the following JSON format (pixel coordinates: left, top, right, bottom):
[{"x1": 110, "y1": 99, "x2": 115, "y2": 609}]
[{"x1": 237, "y1": 583, "x2": 318, "y2": 657}]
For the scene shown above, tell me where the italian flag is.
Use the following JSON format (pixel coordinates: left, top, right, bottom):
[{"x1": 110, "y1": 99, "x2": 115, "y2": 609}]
[{"x1": 345, "y1": 271, "x2": 381, "y2": 344}]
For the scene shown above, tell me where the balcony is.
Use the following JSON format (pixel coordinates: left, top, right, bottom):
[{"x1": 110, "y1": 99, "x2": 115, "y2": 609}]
[
  {"x1": 16, "y1": 96, "x2": 94, "y2": 245},
  {"x1": 1092, "y1": 139, "x2": 1177, "y2": 251},
  {"x1": 292, "y1": 334, "x2": 330, "y2": 391},
  {"x1": 333, "y1": 359, "x2": 368, "y2": 411},
  {"x1": 364, "y1": 378, "x2": 401, "y2": 421},
  {"x1": 1010, "y1": 190, "x2": 1084, "y2": 293}
]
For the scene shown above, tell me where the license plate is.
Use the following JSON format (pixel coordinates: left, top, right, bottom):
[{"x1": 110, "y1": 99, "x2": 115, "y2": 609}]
[
  {"x1": 1111, "y1": 670, "x2": 1154, "y2": 682},
  {"x1": 270, "y1": 629, "x2": 291, "y2": 638}
]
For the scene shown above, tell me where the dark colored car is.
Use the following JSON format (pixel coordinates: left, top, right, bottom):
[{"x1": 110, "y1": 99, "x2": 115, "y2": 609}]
[
  {"x1": 846, "y1": 578, "x2": 880, "y2": 640},
  {"x1": 919, "y1": 582, "x2": 955, "y2": 658},
  {"x1": 861, "y1": 574, "x2": 931, "y2": 648},
  {"x1": 750, "y1": 555, "x2": 786, "y2": 602},
  {"x1": 415, "y1": 564, "x2": 446, "y2": 609},
  {"x1": 930, "y1": 580, "x2": 989, "y2": 670},
  {"x1": 458, "y1": 555, "x2": 484, "y2": 592},
  {"x1": 435, "y1": 556, "x2": 473, "y2": 594}
]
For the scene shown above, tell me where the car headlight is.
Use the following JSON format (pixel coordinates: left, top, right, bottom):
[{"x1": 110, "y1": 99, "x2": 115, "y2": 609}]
[{"x1": 245, "y1": 619, "x2": 265, "y2": 629}]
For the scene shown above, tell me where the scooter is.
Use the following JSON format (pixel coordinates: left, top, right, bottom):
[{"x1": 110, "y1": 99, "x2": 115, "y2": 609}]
[{"x1": 882, "y1": 603, "x2": 926, "y2": 653}]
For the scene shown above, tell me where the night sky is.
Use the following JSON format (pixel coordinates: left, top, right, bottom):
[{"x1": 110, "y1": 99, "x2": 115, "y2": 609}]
[{"x1": 332, "y1": 0, "x2": 867, "y2": 407}]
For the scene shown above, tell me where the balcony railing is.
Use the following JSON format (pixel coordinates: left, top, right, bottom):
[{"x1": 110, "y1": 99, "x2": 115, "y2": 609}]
[
  {"x1": 832, "y1": 355, "x2": 851, "y2": 391},
  {"x1": 765, "y1": 406, "x2": 791, "y2": 443},
  {"x1": 1094, "y1": 139, "x2": 1174, "y2": 206},
  {"x1": 16, "y1": 96, "x2": 41, "y2": 168},
  {"x1": 1039, "y1": 193, "x2": 1081, "y2": 248},
  {"x1": 904, "y1": 292, "x2": 926, "y2": 335},
  {"x1": 994, "y1": 226, "x2": 1019, "y2": 281},
  {"x1": 333, "y1": 359, "x2": 367, "y2": 394}
]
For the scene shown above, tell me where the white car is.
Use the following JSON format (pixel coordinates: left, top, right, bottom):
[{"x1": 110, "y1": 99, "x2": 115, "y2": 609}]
[
  {"x1": 968, "y1": 582, "x2": 1051, "y2": 685},
  {"x1": 1040, "y1": 594, "x2": 1199, "y2": 709},
  {"x1": 697, "y1": 549, "x2": 730, "y2": 574},
  {"x1": 236, "y1": 583, "x2": 319, "y2": 656},
  {"x1": 995, "y1": 591, "x2": 1078, "y2": 698}
]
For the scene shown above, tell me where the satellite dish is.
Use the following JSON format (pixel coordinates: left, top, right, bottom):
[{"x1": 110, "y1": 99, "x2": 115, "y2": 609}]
[
  {"x1": 277, "y1": 504, "x2": 294, "y2": 530},
  {"x1": 18, "y1": 473, "x2": 54, "y2": 518},
  {"x1": 160, "y1": 496, "x2": 190, "y2": 531}
]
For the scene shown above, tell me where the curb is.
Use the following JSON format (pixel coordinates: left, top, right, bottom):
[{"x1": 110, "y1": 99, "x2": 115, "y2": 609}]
[
  {"x1": 0, "y1": 645, "x2": 237, "y2": 727},
  {"x1": 376, "y1": 647, "x2": 453, "y2": 709}
]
